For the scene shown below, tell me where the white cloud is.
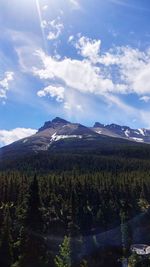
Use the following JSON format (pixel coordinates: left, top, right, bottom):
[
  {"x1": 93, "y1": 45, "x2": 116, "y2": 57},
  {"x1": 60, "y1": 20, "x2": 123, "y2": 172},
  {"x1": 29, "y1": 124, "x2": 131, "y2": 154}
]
[
  {"x1": 69, "y1": 0, "x2": 80, "y2": 9},
  {"x1": 33, "y1": 49, "x2": 140, "y2": 115},
  {"x1": 33, "y1": 50, "x2": 115, "y2": 96},
  {"x1": 99, "y1": 46, "x2": 150, "y2": 95},
  {"x1": 20, "y1": 35, "x2": 150, "y2": 98},
  {"x1": 14, "y1": 32, "x2": 150, "y2": 126},
  {"x1": 42, "y1": 5, "x2": 48, "y2": 11},
  {"x1": 41, "y1": 18, "x2": 64, "y2": 41},
  {"x1": 32, "y1": 46, "x2": 150, "y2": 127},
  {"x1": 140, "y1": 96, "x2": 150, "y2": 103},
  {"x1": 76, "y1": 104, "x2": 83, "y2": 111},
  {"x1": 0, "y1": 128, "x2": 37, "y2": 146},
  {"x1": 41, "y1": 20, "x2": 48, "y2": 29},
  {"x1": 47, "y1": 19, "x2": 64, "y2": 40},
  {"x1": 37, "y1": 85, "x2": 65, "y2": 102},
  {"x1": 75, "y1": 36, "x2": 101, "y2": 63},
  {"x1": 64, "y1": 101, "x2": 83, "y2": 112},
  {"x1": 68, "y1": 35, "x2": 74, "y2": 43},
  {"x1": 0, "y1": 71, "x2": 14, "y2": 99},
  {"x1": 64, "y1": 102, "x2": 71, "y2": 110}
]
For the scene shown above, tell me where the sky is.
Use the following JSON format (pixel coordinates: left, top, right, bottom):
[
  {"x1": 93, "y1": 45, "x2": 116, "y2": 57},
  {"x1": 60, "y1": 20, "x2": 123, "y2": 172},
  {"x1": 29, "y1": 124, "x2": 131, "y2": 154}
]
[{"x1": 1, "y1": 0, "x2": 150, "y2": 146}]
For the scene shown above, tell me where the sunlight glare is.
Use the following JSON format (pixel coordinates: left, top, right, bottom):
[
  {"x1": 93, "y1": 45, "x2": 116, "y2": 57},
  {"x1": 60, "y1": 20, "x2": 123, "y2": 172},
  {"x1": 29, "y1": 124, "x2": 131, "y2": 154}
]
[{"x1": 35, "y1": 0, "x2": 48, "y2": 52}]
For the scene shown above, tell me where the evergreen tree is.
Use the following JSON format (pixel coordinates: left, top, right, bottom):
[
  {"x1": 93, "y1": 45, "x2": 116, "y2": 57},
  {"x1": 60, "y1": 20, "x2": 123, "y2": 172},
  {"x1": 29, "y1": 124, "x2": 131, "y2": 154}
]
[
  {"x1": 0, "y1": 206, "x2": 13, "y2": 267},
  {"x1": 68, "y1": 190, "x2": 82, "y2": 264},
  {"x1": 55, "y1": 236, "x2": 71, "y2": 267},
  {"x1": 128, "y1": 253, "x2": 141, "y2": 267},
  {"x1": 120, "y1": 209, "x2": 132, "y2": 257},
  {"x1": 25, "y1": 174, "x2": 43, "y2": 231},
  {"x1": 18, "y1": 175, "x2": 46, "y2": 267}
]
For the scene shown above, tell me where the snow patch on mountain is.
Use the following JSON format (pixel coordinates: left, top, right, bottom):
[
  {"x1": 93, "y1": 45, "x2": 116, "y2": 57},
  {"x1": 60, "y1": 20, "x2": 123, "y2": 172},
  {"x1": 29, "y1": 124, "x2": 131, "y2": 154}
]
[
  {"x1": 125, "y1": 129, "x2": 130, "y2": 137},
  {"x1": 138, "y1": 129, "x2": 145, "y2": 136},
  {"x1": 23, "y1": 139, "x2": 28, "y2": 143},
  {"x1": 131, "y1": 137, "x2": 144, "y2": 142},
  {"x1": 96, "y1": 130, "x2": 102, "y2": 134},
  {"x1": 50, "y1": 133, "x2": 83, "y2": 143},
  {"x1": 134, "y1": 131, "x2": 140, "y2": 135}
]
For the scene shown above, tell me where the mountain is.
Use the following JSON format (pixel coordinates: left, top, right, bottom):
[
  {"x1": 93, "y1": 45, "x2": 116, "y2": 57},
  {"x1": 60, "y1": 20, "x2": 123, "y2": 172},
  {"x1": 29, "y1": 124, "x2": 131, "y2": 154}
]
[
  {"x1": 1, "y1": 117, "x2": 150, "y2": 159},
  {"x1": 93, "y1": 122, "x2": 150, "y2": 143},
  {"x1": 0, "y1": 117, "x2": 99, "y2": 159},
  {"x1": 1, "y1": 117, "x2": 150, "y2": 171}
]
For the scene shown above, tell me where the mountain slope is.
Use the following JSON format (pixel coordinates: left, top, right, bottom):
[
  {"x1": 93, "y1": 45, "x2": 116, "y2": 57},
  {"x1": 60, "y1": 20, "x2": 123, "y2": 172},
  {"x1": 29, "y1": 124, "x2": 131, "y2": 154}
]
[
  {"x1": 0, "y1": 117, "x2": 99, "y2": 159},
  {"x1": 93, "y1": 122, "x2": 150, "y2": 143},
  {"x1": 1, "y1": 117, "x2": 150, "y2": 165},
  {"x1": 1, "y1": 117, "x2": 150, "y2": 172}
]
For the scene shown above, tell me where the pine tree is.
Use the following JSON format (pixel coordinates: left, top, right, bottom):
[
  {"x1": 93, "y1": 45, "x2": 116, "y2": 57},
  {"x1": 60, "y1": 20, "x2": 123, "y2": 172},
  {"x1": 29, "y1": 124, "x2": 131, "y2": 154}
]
[
  {"x1": 68, "y1": 190, "x2": 82, "y2": 264},
  {"x1": 120, "y1": 209, "x2": 132, "y2": 257},
  {"x1": 25, "y1": 175, "x2": 43, "y2": 231},
  {"x1": 55, "y1": 236, "x2": 71, "y2": 267},
  {"x1": 0, "y1": 206, "x2": 13, "y2": 267},
  {"x1": 18, "y1": 175, "x2": 46, "y2": 267}
]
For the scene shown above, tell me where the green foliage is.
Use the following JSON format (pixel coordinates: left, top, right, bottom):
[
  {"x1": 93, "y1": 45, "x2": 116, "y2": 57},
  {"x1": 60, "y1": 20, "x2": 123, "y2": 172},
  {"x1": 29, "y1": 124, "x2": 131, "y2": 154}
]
[
  {"x1": 120, "y1": 210, "x2": 132, "y2": 256},
  {"x1": 138, "y1": 198, "x2": 149, "y2": 212},
  {"x1": 1, "y1": 142, "x2": 150, "y2": 266},
  {"x1": 18, "y1": 175, "x2": 46, "y2": 267},
  {"x1": 80, "y1": 259, "x2": 88, "y2": 267},
  {"x1": 55, "y1": 236, "x2": 71, "y2": 267},
  {"x1": 25, "y1": 174, "x2": 43, "y2": 232},
  {"x1": 128, "y1": 253, "x2": 142, "y2": 267},
  {"x1": 0, "y1": 206, "x2": 13, "y2": 267}
]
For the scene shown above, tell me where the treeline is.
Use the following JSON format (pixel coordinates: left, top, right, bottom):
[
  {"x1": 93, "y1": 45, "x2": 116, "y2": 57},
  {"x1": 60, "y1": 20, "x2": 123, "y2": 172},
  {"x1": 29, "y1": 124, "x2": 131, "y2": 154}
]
[
  {"x1": 0, "y1": 169, "x2": 150, "y2": 266},
  {"x1": 1, "y1": 137, "x2": 150, "y2": 173},
  {"x1": 2, "y1": 151, "x2": 150, "y2": 174}
]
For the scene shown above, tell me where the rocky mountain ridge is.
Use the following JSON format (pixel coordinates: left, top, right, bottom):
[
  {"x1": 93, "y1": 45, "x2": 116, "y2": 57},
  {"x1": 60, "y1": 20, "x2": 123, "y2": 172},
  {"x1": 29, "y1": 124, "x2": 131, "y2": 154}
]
[{"x1": 1, "y1": 117, "x2": 150, "y2": 162}]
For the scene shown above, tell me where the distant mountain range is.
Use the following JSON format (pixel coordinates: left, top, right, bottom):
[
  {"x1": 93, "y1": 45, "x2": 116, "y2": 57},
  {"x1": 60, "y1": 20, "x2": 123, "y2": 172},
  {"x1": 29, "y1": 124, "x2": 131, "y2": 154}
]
[
  {"x1": 0, "y1": 117, "x2": 150, "y2": 161},
  {"x1": 93, "y1": 121, "x2": 150, "y2": 143},
  {"x1": 1, "y1": 116, "x2": 150, "y2": 170},
  {"x1": 38, "y1": 117, "x2": 150, "y2": 144}
]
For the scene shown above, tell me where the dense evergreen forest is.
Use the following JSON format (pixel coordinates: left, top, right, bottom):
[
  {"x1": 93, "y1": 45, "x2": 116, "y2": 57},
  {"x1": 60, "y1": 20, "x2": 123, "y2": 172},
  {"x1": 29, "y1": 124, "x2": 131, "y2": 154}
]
[{"x1": 1, "y1": 141, "x2": 150, "y2": 266}]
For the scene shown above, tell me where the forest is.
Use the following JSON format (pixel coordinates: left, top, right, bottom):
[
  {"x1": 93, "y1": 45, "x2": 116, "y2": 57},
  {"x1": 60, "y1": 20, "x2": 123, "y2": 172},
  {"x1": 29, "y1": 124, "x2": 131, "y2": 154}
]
[{"x1": 1, "y1": 142, "x2": 150, "y2": 266}]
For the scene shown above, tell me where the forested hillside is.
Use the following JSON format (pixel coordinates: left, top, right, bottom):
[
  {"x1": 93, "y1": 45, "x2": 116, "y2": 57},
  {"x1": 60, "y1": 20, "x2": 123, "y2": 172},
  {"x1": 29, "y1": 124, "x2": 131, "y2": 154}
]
[{"x1": 1, "y1": 139, "x2": 150, "y2": 266}]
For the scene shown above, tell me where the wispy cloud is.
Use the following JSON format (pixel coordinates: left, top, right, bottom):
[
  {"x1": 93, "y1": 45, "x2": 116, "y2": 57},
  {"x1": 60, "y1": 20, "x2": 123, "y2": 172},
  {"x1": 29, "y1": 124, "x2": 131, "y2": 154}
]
[
  {"x1": 69, "y1": 0, "x2": 81, "y2": 10},
  {"x1": 41, "y1": 17, "x2": 64, "y2": 41},
  {"x1": 0, "y1": 71, "x2": 14, "y2": 100},
  {"x1": 109, "y1": 0, "x2": 150, "y2": 12},
  {"x1": 139, "y1": 96, "x2": 150, "y2": 103},
  {"x1": 42, "y1": 5, "x2": 48, "y2": 11}
]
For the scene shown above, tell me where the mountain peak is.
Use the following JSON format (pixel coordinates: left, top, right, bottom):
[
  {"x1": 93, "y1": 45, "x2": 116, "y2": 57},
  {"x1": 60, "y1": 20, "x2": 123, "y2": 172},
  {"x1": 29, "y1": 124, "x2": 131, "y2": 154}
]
[
  {"x1": 94, "y1": 122, "x2": 105, "y2": 128},
  {"x1": 38, "y1": 117, "x2": 70, "y2": 132},
  {"x1": 105, "y1": 123, "x2": 130, "y2": 131},
  {"x1": 52, "y1": 117, "x2": 70, "y2": 124},
  {"x1": 106, "y1": 123, "x2": 122, "y2": 130},
  {"x1": 38, "y1": 121, "x2": 52, "y2": 132}
]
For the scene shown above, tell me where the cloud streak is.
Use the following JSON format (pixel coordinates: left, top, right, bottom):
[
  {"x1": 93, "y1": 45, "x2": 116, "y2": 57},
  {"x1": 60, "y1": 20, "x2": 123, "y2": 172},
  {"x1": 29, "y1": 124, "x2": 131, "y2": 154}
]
[
  {"x1": 69, "y1": 0, "x2": 80, "y2": 10},
  {"x1": 109, "y1": 0, "x2": 150, "y2": 11}
]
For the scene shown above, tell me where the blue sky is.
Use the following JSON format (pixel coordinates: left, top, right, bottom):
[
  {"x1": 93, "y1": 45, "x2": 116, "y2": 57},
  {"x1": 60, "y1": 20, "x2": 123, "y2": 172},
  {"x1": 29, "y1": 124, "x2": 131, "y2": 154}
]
[{"x1": 1, "y1": 0, "x2": 150, "y2": 145}]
